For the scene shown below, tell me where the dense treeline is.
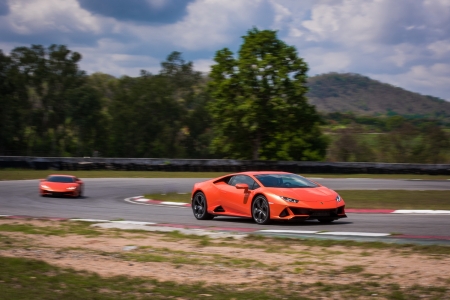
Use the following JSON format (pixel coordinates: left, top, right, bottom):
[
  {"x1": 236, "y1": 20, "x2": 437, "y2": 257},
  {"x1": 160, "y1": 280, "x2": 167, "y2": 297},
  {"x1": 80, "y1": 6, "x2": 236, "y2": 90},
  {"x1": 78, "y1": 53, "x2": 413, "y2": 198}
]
[
  {"x1": 0, "y1": 29, "x2": 329, "y2": 161},
  {"x1": 1, "y1": 42, "x2": 449, "y2": 163},
  {"x1": 0, "y1": 46, "x2": 214, "y2": 159},
  {"x1": 324, "y1": 113, "x2": 450, "y2": 163}
]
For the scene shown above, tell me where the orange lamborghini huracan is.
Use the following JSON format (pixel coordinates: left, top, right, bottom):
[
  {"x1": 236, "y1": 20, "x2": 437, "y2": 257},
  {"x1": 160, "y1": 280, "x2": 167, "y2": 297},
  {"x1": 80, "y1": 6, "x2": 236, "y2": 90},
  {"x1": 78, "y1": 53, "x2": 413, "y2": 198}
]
[
  {"x1": 191, "y1": 171, "x2": 346, "y2": 224},
  {"x1": 39, "y1": 175, "x2": 84, "y2": 198}
]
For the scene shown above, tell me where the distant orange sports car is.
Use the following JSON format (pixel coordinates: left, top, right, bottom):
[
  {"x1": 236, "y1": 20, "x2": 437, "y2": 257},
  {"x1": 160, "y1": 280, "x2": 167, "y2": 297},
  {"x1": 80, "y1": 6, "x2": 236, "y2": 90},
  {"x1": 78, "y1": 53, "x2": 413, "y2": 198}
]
[
  {"x1": 39, "y1": 175, "x2": 84, "y2": 198},
  {"x1": 191, "y1": 171, "x2": 346, "y2": 224}
]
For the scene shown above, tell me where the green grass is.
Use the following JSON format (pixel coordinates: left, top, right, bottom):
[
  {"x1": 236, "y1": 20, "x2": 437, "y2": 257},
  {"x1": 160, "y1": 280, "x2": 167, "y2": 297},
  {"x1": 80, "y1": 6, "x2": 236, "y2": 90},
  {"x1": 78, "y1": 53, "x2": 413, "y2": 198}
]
[
  {"x1": 338, "y1": 190, "x2": 450, "y2": 209},
  {"x1": 144, "y1": 192, "x2": 191, "y2": 202},
  {"x1": 1, "y1": 169, "x2": 449, "y2": 181},
  {"x1": 0, "y1": 221, "x2": 104, "y2": 237},
  {"x1": 0, "y1": 256, "x2": 288, "y2": 300},
  {"x1": 246, "y1": 235, "x2": 450, "y2": 256},
  {"x1": 0, "y1": 256, "x2": 447, "y2": 300}
]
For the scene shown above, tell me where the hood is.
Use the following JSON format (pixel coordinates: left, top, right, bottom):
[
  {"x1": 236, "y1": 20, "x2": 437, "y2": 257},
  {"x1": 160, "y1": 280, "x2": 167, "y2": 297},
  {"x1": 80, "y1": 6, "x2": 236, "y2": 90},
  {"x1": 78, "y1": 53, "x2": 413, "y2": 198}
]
[
  {"x1": 267, "y1": 186, "x2": 337, "y2": 203},
  {"x1": 41, "y1": 181, "x2": 78, "y2": 191}
]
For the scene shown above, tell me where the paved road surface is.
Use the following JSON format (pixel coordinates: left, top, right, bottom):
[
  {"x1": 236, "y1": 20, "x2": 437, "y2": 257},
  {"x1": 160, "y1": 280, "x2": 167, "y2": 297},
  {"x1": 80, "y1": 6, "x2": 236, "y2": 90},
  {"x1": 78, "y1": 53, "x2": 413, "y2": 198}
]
[{"x1": 0, "y1": 178, "x2": 449, "y2": 239}]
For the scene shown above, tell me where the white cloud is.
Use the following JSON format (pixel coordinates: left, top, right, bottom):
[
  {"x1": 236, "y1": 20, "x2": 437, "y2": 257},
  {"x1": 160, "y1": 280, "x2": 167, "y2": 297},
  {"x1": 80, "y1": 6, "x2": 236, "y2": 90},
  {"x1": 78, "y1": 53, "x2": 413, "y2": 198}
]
[
  {"x1": 7, "y1": 0, "x2": 102, "y2": 35},
  {"x1": 1, "y1": 0, "x2": 450, "y2": 100},
  {"x1": 74, "y1": 39, "x2": 161, "y2": 76},
  {"x1": 427, "y1": 40, "x2": 450, "y2": 58},
  {"x1": 192, "y1": 58, "x2": 214, "y2": 73},
  {"x1": 302, "y1": 48, "x2": 351, "y2": 74},
  {"x1": 166, "y1": 0, "x2": 269, "y2": 50},
  {"x1": 371, "y1": 63, "x2": 450, "y2": 99}
]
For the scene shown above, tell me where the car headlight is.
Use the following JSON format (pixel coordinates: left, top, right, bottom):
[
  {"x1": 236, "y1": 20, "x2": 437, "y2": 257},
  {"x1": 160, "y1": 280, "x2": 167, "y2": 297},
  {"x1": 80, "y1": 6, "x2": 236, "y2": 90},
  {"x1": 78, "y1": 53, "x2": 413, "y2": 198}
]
[
  {"x1": 280, "y1": 196, "x2": 299, "y2": 203},
  {"x1": 336, "y1": 194, "x2": 342, "y2": 202},
  {"x1": 66, "y1": 186, "x2": 77, "y2": 190},
  {"x1": 41, "y1": 185, "x2": 50, "y2": 189}
]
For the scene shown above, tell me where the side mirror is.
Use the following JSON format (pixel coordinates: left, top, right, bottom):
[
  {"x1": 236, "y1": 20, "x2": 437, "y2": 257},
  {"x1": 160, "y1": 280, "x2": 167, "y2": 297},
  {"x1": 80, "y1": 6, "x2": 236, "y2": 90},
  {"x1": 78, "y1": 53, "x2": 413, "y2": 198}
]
[{"x1": 235, "y1": 183, "x2": 249, "y2": 190}]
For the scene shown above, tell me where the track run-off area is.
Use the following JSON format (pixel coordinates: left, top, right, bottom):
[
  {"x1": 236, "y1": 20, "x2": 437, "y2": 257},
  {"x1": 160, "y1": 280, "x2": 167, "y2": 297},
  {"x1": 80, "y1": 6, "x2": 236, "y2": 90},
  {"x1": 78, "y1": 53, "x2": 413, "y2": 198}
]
[{"x1": 1, "y1": 177, "x2": 450, "y2": 245}]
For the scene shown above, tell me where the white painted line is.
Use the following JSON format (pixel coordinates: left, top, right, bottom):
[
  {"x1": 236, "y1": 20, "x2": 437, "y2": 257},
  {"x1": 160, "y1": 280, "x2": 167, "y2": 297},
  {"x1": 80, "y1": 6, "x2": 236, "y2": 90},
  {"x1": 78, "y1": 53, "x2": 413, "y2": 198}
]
[
  {"x1": 160, "y1": 201, "x2": 189, "y2": 206},
  {"x1": 111, "y1": 221, "x2": 156, "y2": 225},
  {"x1": 135, "y1": 198, "x2": 150, "y2": 202},
  {"x1": 393, "y1": 210, "x2": 450, "y2": 214},
  {"x1": 345, "y1": 178, "x2": 372, "y2": 180},
  {"x1": 0, "y1": 215, "x2": 11, "y2": 217},
  {"x1": 70, "y1": 219, "x2": 111, "y2": 223},
  {"x1": 317, "y1": 232, "x2": 391, "y2": 237},
  {"x1": 258, "y1": 230, "x2": 320, "y2": 234}
]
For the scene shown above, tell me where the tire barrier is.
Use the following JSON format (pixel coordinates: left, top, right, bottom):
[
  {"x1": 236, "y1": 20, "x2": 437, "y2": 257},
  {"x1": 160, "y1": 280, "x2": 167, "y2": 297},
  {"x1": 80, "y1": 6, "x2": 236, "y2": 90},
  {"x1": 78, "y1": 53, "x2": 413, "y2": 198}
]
[{"x1": 1, "y1": 156, "x2": 450, "y2": 175}]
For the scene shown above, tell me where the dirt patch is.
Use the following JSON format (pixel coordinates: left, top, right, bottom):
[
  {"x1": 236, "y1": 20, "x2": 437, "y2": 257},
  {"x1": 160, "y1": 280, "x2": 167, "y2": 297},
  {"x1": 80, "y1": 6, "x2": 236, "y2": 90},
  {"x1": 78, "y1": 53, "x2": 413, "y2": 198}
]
[{"x1": 0, "y1": 219, "x2": 449, "y2": 288}]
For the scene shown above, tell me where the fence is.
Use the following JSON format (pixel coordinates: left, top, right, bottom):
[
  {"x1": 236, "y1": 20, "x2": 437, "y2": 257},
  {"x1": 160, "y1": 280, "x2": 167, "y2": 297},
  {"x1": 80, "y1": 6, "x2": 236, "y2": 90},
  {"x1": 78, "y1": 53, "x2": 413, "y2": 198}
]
[{"x1": 1, "y1": 156, "x2": 450, "y2": 175}]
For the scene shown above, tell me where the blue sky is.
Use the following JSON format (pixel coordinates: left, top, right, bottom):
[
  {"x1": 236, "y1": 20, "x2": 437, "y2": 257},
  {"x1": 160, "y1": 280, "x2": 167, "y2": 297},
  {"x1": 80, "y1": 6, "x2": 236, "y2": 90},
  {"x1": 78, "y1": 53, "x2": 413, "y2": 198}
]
[{"x1": 1, "y1": 0, "x2": 450, "y2": 100}]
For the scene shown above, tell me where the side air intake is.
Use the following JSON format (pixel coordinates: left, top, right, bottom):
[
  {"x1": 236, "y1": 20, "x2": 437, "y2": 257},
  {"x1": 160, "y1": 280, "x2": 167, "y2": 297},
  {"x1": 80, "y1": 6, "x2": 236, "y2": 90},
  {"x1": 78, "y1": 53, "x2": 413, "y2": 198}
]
[{"x1": 213, "y1": 206, "x2": 225, "y2": 212}]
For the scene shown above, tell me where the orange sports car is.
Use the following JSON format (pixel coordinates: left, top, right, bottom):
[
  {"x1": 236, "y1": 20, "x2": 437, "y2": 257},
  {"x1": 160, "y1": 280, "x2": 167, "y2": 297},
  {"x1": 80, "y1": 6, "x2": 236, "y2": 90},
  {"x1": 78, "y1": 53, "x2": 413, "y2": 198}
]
[
  {"x1": 191, "y1": 171, "x2": 346, "y2": 224},
  {"x1": 39, "y1": 175, "x2": 84, "y2": 198}
]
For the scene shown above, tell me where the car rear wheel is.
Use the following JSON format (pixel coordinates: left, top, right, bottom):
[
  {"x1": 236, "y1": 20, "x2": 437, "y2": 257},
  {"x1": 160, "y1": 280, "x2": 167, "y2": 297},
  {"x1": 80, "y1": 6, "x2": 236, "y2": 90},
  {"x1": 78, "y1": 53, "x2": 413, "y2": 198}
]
[
  {"x1": 252, "y1": 195, "x2": 270, "y2": 225},
  {"x1": 318, "y1": 217, "x2": 335, "y2": 223},
  {"x1": 192, "y1": 192, "x2": 214, "y2": 220}
]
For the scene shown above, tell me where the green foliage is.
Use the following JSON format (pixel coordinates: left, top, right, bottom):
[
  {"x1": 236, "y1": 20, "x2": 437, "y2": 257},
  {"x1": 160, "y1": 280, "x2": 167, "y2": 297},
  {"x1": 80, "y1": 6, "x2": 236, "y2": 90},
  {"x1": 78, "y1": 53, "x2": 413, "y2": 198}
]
[
  {"x1": 0, "y1": 45, "x2": 106, "y2": 157},
  {"x1": 324, "y1": 113, "x2": 450, "y2": 163},
  {"x1": 208, "y1": 28, "x2": 327, "y2": 160},
  {"x1": 1, "y1": 43, "x2": 448, "y2": 163}
]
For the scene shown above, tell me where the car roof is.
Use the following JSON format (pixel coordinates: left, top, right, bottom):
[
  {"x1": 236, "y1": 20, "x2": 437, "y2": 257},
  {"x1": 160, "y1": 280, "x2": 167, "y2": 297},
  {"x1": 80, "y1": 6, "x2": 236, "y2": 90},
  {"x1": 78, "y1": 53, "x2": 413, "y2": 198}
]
[
  {"x1": 231, "y1": 171, "x2": 291, "y2": 176},
  {"x1": 47, "y1": 174, "x2": 76, "y2": 178}
]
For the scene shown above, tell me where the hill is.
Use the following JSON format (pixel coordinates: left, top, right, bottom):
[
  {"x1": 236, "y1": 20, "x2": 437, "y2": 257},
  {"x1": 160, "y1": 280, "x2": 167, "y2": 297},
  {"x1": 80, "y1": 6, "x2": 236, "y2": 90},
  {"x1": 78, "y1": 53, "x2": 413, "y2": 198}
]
[{"x1": 306, "y1": 73, "x2": 450, "y2": 120}]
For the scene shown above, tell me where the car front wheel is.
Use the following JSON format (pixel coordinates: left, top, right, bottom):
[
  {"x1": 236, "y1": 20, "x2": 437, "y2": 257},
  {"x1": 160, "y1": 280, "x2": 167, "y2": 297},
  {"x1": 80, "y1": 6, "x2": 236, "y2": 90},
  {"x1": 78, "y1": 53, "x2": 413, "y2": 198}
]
[
  {"x1": 192, "y1": 192, "x2": 214, "y2": 220},
  {"x1": 252, "y1": 195, "x2": 270, "y2": 225}
]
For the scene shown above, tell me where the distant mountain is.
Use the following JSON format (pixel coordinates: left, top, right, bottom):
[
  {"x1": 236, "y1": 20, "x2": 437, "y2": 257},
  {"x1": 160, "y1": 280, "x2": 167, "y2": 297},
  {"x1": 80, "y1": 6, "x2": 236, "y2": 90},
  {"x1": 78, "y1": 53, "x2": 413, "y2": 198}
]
[{"x1": 306, "y1": 73, "x2": 450, "y2": 120}]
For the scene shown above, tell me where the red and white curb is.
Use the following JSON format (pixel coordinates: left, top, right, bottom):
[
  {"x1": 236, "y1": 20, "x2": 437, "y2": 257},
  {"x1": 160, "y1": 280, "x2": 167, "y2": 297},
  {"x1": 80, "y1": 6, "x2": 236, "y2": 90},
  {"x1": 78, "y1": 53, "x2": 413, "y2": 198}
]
[
  {"x1": 125, "y1": 196, "x2": 191, "y2": 207},
  {"x1": 347, "y1": 209, "x2": 450, "y2": 214},
  {"x1": 1, "y1": 215, "x2": 450, "y2": 241},
  {"x1": 125, "y1": 196, "x2": 450, "y2": 215},
  {"x1": 257, "y1": 230, "x2": 391, "y2": 237}
]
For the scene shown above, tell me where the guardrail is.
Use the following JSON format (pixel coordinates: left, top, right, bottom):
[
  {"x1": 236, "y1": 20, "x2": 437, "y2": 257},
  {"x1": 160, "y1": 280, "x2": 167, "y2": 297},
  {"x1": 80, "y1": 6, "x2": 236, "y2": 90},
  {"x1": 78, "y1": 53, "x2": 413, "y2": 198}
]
[{"x1": 1, "y1": 156, "x2": 449, "y2": 175}]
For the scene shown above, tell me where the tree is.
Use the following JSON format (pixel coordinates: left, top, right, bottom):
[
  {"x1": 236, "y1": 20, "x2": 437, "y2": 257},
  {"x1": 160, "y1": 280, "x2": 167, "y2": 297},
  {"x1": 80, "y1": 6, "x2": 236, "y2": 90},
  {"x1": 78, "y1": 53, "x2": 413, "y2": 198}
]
[
  {"x1": 0, "y1": 50, "x2": 30, "y2": 155},
  {"x1": 7, "y1": 44, "x2": 87, "y2": 156},
  {"x1": 208, "y1": 28, "x2": 327, "y2": 161}
]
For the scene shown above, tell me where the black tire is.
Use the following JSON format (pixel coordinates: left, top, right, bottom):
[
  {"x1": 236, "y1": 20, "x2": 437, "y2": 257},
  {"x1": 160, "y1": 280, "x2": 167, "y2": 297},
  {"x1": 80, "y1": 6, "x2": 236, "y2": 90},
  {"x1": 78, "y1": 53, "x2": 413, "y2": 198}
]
[
  {"x1": 318, "y1": 217, "x2": 335, "y2": 223},
  {"x1": 252, "y1": 195, "x2": 271, "y2": 225},
  {"x1": 192, "y1": 192, "x2": 214, "y2": 220}
]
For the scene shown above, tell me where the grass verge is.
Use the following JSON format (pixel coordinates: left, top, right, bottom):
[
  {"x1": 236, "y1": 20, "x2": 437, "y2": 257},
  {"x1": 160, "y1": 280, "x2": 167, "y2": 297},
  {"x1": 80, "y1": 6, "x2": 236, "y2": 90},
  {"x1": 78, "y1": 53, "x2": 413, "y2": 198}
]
[
  {"x1": 338, "y1": 190, "x2": 450, "y2": 209},
  {"x1": 1, "y1": 169, "x2": 449, "y2": 181},
  {"x1": 0, "y1": 219, "x2": 449, "y2": 299},
  {"x1": 1, "y1": 256, "x2": 447, "y2": 300}
]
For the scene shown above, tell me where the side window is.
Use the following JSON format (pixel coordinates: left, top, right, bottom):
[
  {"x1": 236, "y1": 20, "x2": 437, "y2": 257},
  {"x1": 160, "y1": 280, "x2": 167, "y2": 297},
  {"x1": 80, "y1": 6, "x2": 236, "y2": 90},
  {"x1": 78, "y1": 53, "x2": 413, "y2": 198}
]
[
  {"x1": 228, "y1": 176, "x2": 237, "y2": 186},
  {"x1": 233, "y1": 175, "x2": 260, "y2": 190}
]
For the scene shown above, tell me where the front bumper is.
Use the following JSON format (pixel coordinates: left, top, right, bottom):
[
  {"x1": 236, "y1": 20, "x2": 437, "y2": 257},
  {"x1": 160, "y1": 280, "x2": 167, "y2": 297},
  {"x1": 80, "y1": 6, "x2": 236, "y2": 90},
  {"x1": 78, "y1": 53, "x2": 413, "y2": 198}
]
[
  {"x1": 40, "y1": 189, "x2": 78, "y2": 197},
  {"x1": 274, "y1": 205, "x2": 347, "y2": 220}
]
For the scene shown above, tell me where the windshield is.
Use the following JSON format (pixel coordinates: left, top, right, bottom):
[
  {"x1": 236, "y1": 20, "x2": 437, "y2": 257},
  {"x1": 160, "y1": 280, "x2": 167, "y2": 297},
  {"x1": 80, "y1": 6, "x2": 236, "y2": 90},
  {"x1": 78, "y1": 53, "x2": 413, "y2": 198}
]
[
  {"x1": 47, "y1": 176, "x2": 75, "y2": 183},
  {"x1": 254, "y1": 174, "x2": 318, "y2": 188}
]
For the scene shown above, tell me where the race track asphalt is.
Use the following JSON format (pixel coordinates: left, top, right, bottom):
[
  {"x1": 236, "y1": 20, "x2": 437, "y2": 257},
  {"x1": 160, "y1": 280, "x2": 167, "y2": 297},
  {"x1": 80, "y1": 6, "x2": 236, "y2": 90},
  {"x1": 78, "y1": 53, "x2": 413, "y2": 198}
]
[{"x1": 1, "y1": 178, "x2": 449, "y2": 241}]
